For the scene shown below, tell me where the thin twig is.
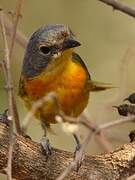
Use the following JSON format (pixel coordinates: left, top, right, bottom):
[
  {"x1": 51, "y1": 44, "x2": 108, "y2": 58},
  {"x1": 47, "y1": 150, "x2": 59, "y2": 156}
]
[
  {"x1": 0, "y1": 9, "x2": 28, "y2": 51},
  {"x1": 98, "y1": 0, "x2": 135, "y2": 18},
  {"x1": 94, "y1": 130, "x2": 112, "y2": 152},
  {"x1": 8, "y1": 0, "x2": 25, "y2": 135},
  {"x1": 1, "y1": 60, "x2": 22, "y2": 135},
  {"x1": 0, "y1": 9, "x2": 14, "y2": 180},
  {"x1": 62, "y1": 112, "x2": 135, "y2": 134},
  {"x1": 4, "y1": 14, "x2": 27, "y2": 48},
  {"x1": 99, "y1": 115, "x2": 135, "y2": 131},
  {"x1": 80, "y1": 114, "x2": 112, "y2": 152},
  {"x1": 9, "y1": 0, "x2": 25, "y2": 59}
]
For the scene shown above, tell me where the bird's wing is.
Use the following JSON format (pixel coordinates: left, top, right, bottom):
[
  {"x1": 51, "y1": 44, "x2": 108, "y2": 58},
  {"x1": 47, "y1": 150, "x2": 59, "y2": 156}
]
[
  {"x1": 72, "y1": 52, "x2": 115, "y2": 92},
  {"x1": 18, "y1": 76, "x2": 27, "y2": 97},
  {"x1": 72, "y1": 52, "x2": 91, "y2": 80}
]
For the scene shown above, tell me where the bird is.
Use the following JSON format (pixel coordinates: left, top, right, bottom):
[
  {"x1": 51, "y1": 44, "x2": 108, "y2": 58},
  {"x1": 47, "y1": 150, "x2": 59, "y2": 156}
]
[{"x1": 18, "y1": 24, "x2": 113, "y2": 156}]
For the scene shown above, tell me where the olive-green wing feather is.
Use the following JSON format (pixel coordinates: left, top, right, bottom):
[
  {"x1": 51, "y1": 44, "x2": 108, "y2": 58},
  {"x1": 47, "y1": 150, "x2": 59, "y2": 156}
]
[{"x1": 18, "y1": 76, "x2": 27, "y2": 97}]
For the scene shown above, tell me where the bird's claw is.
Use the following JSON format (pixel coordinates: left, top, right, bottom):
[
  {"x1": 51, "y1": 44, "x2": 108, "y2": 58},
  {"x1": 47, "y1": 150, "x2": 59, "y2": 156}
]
[{"x1": 40, "y1": 136, "x2": 53, "y2": 159}]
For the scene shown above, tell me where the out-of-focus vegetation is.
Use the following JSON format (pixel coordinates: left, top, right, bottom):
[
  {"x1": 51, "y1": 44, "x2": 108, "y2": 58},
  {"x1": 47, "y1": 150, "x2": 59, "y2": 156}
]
[{"x1": 1, "y1": 0, "x2": 135, "y2": 178}]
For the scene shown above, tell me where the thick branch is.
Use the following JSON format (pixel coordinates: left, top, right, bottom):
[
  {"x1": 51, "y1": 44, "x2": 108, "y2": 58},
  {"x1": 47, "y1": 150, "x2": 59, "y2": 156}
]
[
  {"x1": 98, "y1": 0, "x2": 135, "y2": 18},
  {"x1": 0, "y1": 122, "x2": 135, "y2": 179}
]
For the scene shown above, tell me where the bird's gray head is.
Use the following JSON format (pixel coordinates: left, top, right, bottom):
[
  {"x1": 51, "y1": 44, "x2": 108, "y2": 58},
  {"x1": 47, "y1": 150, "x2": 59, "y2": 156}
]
[{"x1": 22, "y1": 24, "x2": 81, "y2": 78}]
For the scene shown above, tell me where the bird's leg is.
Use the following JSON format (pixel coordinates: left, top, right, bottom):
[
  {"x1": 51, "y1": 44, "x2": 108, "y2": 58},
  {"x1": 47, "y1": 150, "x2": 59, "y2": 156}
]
[
  {"x1": 73, "y1": 133, "x2": 81, "y2": 155},
  {"x1": 40, "y1": 121, "x2": 53, "y2": 158},
  {"x1": 73, "y1": 133, "x2": 84, "y2": 171}
]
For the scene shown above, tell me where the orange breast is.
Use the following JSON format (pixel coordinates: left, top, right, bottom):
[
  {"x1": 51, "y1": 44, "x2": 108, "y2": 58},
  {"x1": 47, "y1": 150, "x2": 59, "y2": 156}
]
[
  {"x1": 24, "y1": 79, "x2": 47, "y2": 100},
  {"x1": 24, "y1": 59, "x2": 89, "y2": 116}
]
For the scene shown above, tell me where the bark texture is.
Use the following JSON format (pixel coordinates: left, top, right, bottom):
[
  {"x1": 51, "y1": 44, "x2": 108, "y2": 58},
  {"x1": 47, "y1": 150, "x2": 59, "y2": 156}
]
[{"x1": 0, "y1": 122, "x2": 135, "y2": 180}]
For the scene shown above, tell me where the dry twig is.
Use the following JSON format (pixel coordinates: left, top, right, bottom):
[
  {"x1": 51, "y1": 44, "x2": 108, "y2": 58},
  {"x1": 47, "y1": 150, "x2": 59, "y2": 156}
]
[
  {"x1": 79, "y1": 114, "x2": 112, "y2": 153},
  {"x1": 0, "y1": 9, "x2": 27, "y2": 48},
  {"x1": 8, "y1": 0, "x2": 25, "y2": 135},
  {"x1": 98, "y1": 0, "x2": 135, "y2": 18},
  {"x1": 99, "y1": 115, "x2": 135, "y2": 131},
  {"x1": 4, "y1": 14, "x2": 28, "y2": 48},
  {"x1": 0, "y1": 9, "x2": 14, "y2": 180},
  {"x1": 9, "y1": 0, "x2": 25, "y2": 58}
]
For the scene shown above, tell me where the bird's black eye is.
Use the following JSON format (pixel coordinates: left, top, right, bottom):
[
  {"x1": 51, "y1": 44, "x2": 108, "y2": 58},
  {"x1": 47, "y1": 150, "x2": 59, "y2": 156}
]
[{"x1": 39, "y1": 45, "x2": 51, "y2": 55}]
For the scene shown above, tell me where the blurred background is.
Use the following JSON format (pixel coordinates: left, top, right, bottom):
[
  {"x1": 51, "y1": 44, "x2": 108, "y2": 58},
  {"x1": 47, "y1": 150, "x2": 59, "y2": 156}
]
[{"x1": 1, "y1": 0, "x2": 135, "y2": 178}]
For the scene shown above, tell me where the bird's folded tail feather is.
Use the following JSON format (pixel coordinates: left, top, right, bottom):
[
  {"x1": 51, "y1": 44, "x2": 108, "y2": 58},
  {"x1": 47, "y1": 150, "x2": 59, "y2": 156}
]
[{"x1": 90, "y1": 81, "x2": 116, "y2": 92}]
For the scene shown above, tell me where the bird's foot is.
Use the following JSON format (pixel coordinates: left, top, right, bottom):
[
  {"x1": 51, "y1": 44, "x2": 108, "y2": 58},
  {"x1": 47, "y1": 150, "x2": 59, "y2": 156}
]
[
  {"x1": 73, "y1": 133, "x2": 84, "y2": 171},
  {"x1": 40, "y1": 136, "x2": 53, "y2": 159},
  {"x1": 74, "y1": 143, "x2": 81, "y2": 158},
  {"x1": 74, "y1": 143, "x2": 84, "y2": 171}
]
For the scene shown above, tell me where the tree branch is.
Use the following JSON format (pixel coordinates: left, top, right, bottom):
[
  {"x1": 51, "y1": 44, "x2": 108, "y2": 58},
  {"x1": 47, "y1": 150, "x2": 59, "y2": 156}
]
[
  {"x1": 0, "y1": 120, "x2": 135, "y2": 179},
  {"x1": 9, "y1": 0, "x2": 25, "y2": 59},
  {"x1": 0, "y1": 9, "x2": 15, "y2": 180},
  {"x1": 98, "y1": 0, "x2": 135, "y2": 18},
  {"x1": 4, "y1": 14, "x2": 28, "y2": 48}
]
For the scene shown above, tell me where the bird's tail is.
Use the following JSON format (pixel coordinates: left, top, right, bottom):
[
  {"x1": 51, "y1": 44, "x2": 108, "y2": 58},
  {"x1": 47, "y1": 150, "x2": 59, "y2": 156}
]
[{"x1": 90, "y1": 81, "x2": 116, "y2": 92}]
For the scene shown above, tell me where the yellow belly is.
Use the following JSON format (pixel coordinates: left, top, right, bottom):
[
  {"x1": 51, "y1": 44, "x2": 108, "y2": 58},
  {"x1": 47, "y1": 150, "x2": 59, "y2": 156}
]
[{"x1": 23, "y1": 58, "x2": 89, "y2": 123}]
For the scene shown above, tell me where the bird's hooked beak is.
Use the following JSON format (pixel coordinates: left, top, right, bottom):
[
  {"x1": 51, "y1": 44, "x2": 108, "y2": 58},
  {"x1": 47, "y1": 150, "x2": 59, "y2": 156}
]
[
  {"x1": 62, "y1": 38, "x2": 81, "y2": 50},
  {"x1": 52, "y1": 38, "x2": 81, "y2": 59}
]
